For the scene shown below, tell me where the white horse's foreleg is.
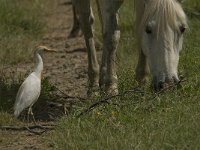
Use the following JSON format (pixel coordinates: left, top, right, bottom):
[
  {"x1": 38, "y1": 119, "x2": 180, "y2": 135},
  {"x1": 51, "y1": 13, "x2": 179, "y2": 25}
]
[
  {"x1": 98, "y1": 0, "x2": 123, "y2": 95},
  {"x1": 74, "y1": 0, "x2": 99, "y2": 96},
  {"x1": 135, "y1": 50, "x2": 149, "y2": 83},
  {"x1": 135, "y1": 0, "x2": 149, "y2": 84}
]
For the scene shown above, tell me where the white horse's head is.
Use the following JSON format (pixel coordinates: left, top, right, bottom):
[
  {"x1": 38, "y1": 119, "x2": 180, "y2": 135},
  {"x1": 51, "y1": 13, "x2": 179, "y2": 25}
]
[{"x1": 140, "y1": 0, "x2": 187, "y2": 90}]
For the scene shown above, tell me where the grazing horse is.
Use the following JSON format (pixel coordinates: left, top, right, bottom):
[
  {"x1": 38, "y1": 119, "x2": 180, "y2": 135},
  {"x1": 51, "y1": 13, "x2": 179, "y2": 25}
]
[{"x1": 72, "y1": 0, "x2": 187, "y2": 96}]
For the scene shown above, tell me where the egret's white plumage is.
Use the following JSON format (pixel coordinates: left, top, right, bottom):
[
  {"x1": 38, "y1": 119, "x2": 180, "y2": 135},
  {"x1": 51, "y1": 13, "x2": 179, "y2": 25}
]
[
  {"x1": 14, "y1": 73, "x2": 41, "y2": 118},
  {"x1": 14, "y1": 46, "x2": 56, "y2": 119}
]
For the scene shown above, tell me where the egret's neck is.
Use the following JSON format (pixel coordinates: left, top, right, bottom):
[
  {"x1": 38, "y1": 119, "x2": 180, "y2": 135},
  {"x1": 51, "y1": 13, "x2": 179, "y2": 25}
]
[{"x1": 33, "y1": 53, "x2": 43, "y2": 76}]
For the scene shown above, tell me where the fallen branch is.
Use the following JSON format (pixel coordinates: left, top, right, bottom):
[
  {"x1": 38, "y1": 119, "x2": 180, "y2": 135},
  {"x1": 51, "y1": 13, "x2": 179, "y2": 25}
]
[
  {"x1": 154, "y1": 78, "x2": 187, "y2": 95},
  {"x1": 26, "y1": 127, "x2": 46, "y2": 135},
  {"x1": 0, "y1": 124, "x2": 55, "y2": 135},
  {"x1": 77, "y1": 86, "x2": 144, "y2": 117}
]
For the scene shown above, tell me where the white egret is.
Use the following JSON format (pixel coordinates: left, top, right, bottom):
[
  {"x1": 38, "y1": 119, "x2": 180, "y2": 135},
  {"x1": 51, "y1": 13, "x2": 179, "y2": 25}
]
[{"x1": 14, "y1": 46, "x2": 56, "y2": 122}]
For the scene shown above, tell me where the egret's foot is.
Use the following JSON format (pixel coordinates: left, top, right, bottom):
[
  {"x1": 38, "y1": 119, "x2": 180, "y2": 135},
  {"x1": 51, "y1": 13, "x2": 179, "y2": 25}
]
[
  {"x1": 27, "y1": 107, "x2": 32, "y2": 125},
  {"x1": 28, "y1": 107, "x2": 37, "y2": 125}
]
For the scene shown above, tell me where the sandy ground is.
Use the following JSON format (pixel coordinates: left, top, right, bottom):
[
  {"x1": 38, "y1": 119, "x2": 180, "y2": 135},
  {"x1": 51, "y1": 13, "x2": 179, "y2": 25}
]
[{"x1": 0, "y1": 0, "x2": 99, "y2": 149}]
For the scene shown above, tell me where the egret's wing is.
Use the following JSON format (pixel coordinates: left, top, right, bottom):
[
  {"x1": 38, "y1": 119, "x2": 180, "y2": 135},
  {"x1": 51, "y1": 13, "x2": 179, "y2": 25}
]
[{"x1": 14, "y1": 73, "x2": 41, "y2": 118}]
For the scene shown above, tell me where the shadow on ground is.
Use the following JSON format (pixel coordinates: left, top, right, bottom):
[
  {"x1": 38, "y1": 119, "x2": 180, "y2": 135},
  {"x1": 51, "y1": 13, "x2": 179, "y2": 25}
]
[{"x1": 0, "y1": 70, "x2": 74, "y2": 123}]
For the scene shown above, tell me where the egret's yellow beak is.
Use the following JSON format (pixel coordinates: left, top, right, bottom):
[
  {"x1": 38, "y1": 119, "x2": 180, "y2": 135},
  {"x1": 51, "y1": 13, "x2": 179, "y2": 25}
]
[
  {"x1": 44, "y1": 48, "x2": 57, "y2": 52},
  {"x1": 35, "y1": 45, "x2": 57, "y2": 53}
]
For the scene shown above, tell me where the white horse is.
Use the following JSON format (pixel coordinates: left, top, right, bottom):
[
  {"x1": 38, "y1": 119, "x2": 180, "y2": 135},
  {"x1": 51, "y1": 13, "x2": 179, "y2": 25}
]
[{"x1": 72, "y1": 0, "x2": 187, "y2": 95}]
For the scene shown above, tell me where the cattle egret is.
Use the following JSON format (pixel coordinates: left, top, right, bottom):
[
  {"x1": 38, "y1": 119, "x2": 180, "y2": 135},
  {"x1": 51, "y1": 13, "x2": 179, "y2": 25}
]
[{"x1": 14, "y1": 46, "x2": 56, "y2": 122}]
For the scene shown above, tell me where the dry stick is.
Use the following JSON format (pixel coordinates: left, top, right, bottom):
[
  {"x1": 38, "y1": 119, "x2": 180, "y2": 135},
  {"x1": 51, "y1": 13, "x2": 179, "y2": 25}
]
[
  {"x1": 154, "y1": 79, "x2": 187, "y2": 96},
  {"x1": 26, "y1": 124, "x2": 56, "y2": 135},
  {"x1": 25, "y1": 127, "x2": 46, "y2": 135},
  {"x1": 0, "y1": 124, "x2": 55, "y2": 135},
  {"x1": 77, "y1": 86, "x2": 145, "y2": 117}
]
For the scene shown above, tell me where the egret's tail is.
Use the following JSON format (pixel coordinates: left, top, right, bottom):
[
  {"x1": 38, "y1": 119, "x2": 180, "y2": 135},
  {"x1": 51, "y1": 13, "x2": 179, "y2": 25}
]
[
  {"x1": 14, "y1": 105, "x2": 23, "y2": 118},
  {"x1": 14, "y1": 110, "x2": 20, "y2": 118}
]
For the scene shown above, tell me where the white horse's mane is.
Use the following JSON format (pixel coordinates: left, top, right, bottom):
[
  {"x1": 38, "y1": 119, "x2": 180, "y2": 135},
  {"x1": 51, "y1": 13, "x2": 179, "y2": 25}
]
[{"x1": 135, "y1": 0, "x2": 188, "y2": 36}]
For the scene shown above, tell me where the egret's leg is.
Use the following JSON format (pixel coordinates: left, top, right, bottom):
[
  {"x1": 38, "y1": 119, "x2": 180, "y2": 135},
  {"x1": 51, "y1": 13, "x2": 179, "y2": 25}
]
[
  {"x1": 27, "y1": 107, "x2": 36, "y2": 125},
  {"x1": 27, "y1": 107, "x2": 31, "y2": 126},
  {"x1": 30, "y1": 108, "x2": 37, "y2": 125},
  {"x1": 28, "y1": 107, "x2": 45, "y2": 132},
  {"x1": 22, "y1": 113, "x2": 26, "y2": 122}
]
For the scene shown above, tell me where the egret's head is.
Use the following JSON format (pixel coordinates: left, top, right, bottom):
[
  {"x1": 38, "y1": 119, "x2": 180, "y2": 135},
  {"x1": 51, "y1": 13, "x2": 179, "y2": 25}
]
[
  {"x1": 34, "y1": 45, "x2": 57, "y2": 57},
  {"x1": 35, "y1": 45, "x2": 57, "y2": 53}
]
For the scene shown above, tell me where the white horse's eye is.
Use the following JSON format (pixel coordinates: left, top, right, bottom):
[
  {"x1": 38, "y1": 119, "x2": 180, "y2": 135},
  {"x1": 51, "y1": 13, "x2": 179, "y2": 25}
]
[
  {"x1": 180, "y1": 25, "x2": 186, "y2": 33},
  {"x1": 145, "y1": 26, "x2": 152, "y2": 34}
]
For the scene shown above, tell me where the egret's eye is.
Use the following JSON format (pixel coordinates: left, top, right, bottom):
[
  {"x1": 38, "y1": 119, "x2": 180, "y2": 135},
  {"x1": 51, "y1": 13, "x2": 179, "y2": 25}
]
[
  {"x1": 180, "y1": 25, "x2": 186, "y2": 34},
  {"x1": 145, "y1": 26, "x2": 152, "y2": 34}
]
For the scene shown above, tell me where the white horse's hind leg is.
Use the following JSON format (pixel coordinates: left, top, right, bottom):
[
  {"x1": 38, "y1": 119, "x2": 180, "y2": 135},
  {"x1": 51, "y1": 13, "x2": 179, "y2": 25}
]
[
  {"x1": 69, "y1": 4, "x2": 80, "y2": 38},
  {"x1": 74, "y1": 0, "x2": 99, "y2": 96},
  {"x1": 98, "y1": 0, "x2": 123, "y2": 95}
]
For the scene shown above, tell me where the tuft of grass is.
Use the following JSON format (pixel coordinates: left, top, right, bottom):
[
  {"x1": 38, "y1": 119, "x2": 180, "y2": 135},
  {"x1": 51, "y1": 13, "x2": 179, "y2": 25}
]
[
  {"x1": 184, "y1": 0, "x2": 200, "y2": 13},
  {"x1": 0, "y1": 68, "x2": 26, "y2": 125},
  {"x1": 0, "y1": 0, "x2": 47, "y2": 64}
]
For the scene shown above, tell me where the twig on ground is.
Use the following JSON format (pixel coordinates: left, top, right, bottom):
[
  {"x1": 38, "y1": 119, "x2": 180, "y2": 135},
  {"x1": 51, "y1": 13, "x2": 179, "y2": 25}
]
[
  {"x1": 77, "y1": 86, "x2": 144, "y2": 117},
  {"x1": 25, "y1": 127, "x2": 46, "y2": 135},
  {"x1": 154, "y1": 79, "x2": 187, "y2": 95},
  {"x1": 0, "y1": 124, "x2": 55, "y2": 135}
]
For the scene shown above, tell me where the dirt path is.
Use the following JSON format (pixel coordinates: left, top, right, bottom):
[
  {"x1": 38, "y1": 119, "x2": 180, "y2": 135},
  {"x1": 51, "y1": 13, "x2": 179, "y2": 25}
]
[
  {"x1": 0, "y1": 0, "x2": 96, "y2": 149},
  {"x1": 43, "y1": 0, "x2": 88, "y2": 98}
]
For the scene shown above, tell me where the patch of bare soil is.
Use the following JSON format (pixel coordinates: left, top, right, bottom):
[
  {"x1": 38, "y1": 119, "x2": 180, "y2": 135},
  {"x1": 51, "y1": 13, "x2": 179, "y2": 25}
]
[
  {"x1": 0, "y1": 0, "x2": 97, "y2": 149},
  {"x1": 42, "y1": 1, "x2": 88, "y2": 98}
]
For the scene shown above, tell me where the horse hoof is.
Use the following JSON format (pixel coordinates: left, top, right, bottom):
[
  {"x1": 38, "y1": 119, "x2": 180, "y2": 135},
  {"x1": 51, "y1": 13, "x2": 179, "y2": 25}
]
[
  {"x1": 87, "y1": 86, "x2": 100, "y2": 98},
  {"x1": 105, "y1": 84, "x2": 118, "y2": 96}
]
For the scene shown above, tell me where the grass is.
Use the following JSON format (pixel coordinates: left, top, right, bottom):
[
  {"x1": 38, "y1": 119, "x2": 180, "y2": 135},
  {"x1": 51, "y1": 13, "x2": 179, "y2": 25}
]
[
  {"x1": 0, "y1": 0, "x2": 200, "y2": 149},
  {"x1": 0, "y1": 0, "x2": 46, "y2": 64},
  {"x1": 49, "y1": 0, "x2": 200, "y2": 149}
]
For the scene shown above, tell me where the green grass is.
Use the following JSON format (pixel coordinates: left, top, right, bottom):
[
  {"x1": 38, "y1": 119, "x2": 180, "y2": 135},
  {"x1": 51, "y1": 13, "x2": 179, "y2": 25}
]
[
  {"x1": 185, "y1": 0, "x2": 200, "y2": 12},
  {"x1": 0, "y1": 0, "x2": 46, "y2": 64},
  {"x1": 49, "y1": 0, "x2": 200, "y2": 149}
]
